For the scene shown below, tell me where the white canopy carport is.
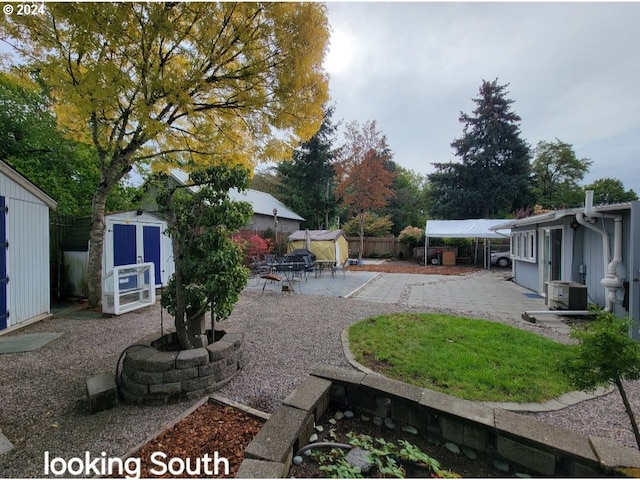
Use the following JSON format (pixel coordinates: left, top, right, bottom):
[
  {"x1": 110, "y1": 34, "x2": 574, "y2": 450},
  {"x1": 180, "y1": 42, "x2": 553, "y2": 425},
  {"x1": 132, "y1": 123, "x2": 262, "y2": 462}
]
[{"x1": 424, "y1": 219, "x2": 511, "y2": 268}]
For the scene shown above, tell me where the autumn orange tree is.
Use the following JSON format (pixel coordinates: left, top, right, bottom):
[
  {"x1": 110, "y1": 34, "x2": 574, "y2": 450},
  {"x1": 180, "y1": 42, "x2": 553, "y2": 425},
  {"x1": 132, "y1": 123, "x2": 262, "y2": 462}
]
[
  {"x1": 0, "y1": 2, "x2": 329, "y2": 308},
  {"x1": 334, "y1": 120, "x2": 395, "y2": 260}
]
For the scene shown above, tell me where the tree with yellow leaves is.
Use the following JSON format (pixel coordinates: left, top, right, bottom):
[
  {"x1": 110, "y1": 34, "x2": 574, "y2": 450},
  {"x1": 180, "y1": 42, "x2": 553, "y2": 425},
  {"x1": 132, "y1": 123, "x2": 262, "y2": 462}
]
[{"x1": 1, "y1": 2, "x2": 329, "y2": 307}]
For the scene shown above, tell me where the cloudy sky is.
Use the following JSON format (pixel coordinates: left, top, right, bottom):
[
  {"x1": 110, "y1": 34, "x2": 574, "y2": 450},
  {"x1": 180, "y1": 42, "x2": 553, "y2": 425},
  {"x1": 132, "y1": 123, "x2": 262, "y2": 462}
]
[{"x1": 323, "y1": 2, "x2": 640, "y2": 195}]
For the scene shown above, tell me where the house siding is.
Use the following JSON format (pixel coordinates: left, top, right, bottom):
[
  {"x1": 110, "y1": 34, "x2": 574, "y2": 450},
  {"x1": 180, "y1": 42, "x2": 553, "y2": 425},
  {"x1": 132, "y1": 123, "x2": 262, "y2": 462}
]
[
  {"x1": 629, "y1": 202, "x2": 640, "y2": 337},
  {"x1": 0, "y1": 171, "x2": 52, "y2": 329},
  {"x1": 508, "y1": 203, "x2": 639, "y2": 328},
  {"x1": 513, "y1": 259, "x2": 538, "y2": 292}
]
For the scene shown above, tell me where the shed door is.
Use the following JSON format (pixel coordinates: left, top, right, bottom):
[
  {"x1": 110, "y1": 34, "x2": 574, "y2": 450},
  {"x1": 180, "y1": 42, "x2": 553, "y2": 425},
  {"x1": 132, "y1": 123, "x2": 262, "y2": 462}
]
[
  {"x1": 143, "y1": 225, "x2": 161, "y2": 285},
  {"x1": 113, "y1": 223, "x2": 137, "y2": 266},
  {"x1": 1, "y1": 196, "x2": 8, "y2": 330},
  {"x1": 113, "y1": 223, "x2": 137, "y2": 290}
]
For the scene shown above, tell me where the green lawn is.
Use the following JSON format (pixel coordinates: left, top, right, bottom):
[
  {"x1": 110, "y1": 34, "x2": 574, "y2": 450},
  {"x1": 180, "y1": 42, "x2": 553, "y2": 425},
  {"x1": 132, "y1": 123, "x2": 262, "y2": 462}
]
[{"x1": 348, "y1": 313, "x2": 573, "y2": 402}]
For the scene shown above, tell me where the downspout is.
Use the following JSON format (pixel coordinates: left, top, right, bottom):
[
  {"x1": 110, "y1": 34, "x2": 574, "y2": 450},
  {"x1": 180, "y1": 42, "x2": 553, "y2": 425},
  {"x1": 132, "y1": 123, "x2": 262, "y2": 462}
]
[{"x1": 575, "y1": 190, "x2": 623, "y2": 312}]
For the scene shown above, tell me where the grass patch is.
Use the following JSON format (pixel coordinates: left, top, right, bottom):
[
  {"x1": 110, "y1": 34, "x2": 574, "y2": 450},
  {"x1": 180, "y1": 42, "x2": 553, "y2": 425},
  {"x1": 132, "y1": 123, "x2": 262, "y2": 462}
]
[{"x1": 348, "y1": 313, "x2": 573, "y2": 402}]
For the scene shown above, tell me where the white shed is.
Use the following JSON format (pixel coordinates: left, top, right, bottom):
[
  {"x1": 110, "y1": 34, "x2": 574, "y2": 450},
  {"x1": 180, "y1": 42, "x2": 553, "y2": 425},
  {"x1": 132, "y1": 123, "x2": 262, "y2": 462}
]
[
  {"x1": 0, "y1": 161, "x2": 57, "y2": 333},
  {"x1": 62, "y1": 211, "x2": 174, "y2": 298}
]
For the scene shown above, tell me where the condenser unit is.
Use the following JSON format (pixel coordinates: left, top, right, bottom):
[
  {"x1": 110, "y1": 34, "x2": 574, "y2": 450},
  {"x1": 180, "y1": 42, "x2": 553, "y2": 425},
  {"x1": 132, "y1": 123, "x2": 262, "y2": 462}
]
[{"x1": 546, "y1": 281, "x2": 588, "y2": 310}]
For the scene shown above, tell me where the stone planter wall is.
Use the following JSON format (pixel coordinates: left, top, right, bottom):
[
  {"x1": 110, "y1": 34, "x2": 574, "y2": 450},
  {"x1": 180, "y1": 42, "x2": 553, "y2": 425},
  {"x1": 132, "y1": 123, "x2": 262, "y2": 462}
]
[
  {"x1": 238, "y1": 366, "x2": 640, "y2": 478},
  {"x1": 119, "y1": 327, "x2": 245, "y2": 406}
]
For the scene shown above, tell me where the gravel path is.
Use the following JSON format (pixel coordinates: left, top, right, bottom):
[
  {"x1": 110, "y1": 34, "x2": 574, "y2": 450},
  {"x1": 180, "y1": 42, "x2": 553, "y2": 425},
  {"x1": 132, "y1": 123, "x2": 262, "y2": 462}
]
[{"x1": 1, "y1": 287, "x2": 639, "y2": 477}]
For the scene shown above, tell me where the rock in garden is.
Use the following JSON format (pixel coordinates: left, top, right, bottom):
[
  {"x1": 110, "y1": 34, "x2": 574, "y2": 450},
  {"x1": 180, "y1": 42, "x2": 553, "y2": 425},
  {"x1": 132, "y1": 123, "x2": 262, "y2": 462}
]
[
  {"x1": 309, "y1": 433, "x2": 318, "y2": 443},
  {"x1": 515, "y1": 473, "x2": 531, "y2": 478},
  {"x1": 373, "y1": 416, "x2": 383, "y2": 426},
  {"x1": 304, "y1": 449, "x2": 312, "y2": 457},
  {"x1": 329, "y1": 418, "x2": 337, "y2": 425},
  {"x1": 445, "y1": 442, "x2": 460, "y2": 454},
  {"x1": 401, "y1": 425, "x2": 418, "y2": 435},
  {"x1": 345, "y1": 447, "x2": 373, "y2": 473},
  {"x1": 493, "y1": 459, "x2": 510, "y2": 472},
  {"x1": 293, "y1": 456, "x2": 304, "y2": 466},
  {"x1": 315, "y1": 425, "x2": 324, "y2": 433},
  {"x1": 384, "y1": 418, "x2": 396, "y2": 429},
  {"x1": 344, "y1": 410, "x2": 354, "y2": 418},
  {"x1": 426, "y1": 434, "x2": 440, "y2": 445},
  {"x1": 334, "y1": 411, "x2": 344, "y2": 420},
  {"x1": 360, "y1": 414, "x2": 370, "y2": 422},
  {"x1": 462, "y1": 447, "x2": 477, "y2": 460}
]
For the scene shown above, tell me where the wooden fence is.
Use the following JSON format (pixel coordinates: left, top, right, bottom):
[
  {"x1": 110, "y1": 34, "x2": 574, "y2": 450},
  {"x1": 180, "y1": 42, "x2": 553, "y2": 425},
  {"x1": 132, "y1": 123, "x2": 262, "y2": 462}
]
[{"x1": 346, "y1": 235, "x2": 411, "y2": 259}]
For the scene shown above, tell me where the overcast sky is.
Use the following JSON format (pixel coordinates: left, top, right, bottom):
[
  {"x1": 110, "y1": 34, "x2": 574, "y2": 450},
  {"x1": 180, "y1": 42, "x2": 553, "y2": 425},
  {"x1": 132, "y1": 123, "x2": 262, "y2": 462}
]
[{"x1": 324, "y1": 2, "x2": 640, "y2": 196}]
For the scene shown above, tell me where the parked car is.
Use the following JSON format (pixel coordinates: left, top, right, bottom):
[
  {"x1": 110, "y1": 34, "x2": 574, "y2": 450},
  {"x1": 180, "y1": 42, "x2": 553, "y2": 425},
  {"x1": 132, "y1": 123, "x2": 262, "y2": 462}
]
[{"x1": 491, "y1": 250, "x2": 512, "y2": 267}]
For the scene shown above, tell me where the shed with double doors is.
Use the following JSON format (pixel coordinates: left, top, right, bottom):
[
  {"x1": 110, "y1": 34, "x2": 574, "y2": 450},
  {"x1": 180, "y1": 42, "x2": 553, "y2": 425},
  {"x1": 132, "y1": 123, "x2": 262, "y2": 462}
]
[
  {"x1": 61, "y1": 210, "x2": 174, "y2": 299},
  {"x1": 0, "y1": 161, "x2": 57, "y2": 333}
]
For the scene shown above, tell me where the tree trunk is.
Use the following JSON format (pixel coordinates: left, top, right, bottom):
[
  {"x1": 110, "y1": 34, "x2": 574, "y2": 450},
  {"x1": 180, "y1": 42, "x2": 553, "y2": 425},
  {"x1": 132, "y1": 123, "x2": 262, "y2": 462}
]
[
  {"x1": 615, "y1": 377, "x2": 640, "y2": 450},
  {"x1": 166, "y1": 195, "x2": 193, "y2": 350},
  {"x1": 86, "y1": 185, "x2": 110, "y2": 309}
]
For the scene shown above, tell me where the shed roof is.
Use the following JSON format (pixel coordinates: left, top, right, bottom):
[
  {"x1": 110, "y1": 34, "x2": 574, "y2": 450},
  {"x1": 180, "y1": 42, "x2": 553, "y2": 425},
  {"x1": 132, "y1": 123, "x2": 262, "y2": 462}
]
[
  {"x1": 425, "y1": 219, "x2": 510, "y2": 239},
  {"x1": 288, "y1": 229, "x2": 346, "y2": 241},
  {"x1": 0, "y1": 160, "x2": 57, "y2": 210}
]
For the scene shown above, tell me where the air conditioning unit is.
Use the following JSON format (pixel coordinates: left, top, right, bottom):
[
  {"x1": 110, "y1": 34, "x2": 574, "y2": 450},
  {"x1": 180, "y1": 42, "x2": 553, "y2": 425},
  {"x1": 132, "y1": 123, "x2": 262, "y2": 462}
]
[{"x1": 546, "y1": 281, "x2": 588, "y2": 310}]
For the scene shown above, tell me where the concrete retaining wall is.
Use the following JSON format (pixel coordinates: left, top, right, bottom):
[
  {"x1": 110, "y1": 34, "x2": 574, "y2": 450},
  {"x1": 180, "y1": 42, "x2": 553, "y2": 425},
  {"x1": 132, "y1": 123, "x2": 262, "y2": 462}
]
[
  {"x1": 238, "y1": 366, "x2": 640, "y2": 477},
  {"x1": 119, "y1": 328, "x2": 245, "y2": 406}
]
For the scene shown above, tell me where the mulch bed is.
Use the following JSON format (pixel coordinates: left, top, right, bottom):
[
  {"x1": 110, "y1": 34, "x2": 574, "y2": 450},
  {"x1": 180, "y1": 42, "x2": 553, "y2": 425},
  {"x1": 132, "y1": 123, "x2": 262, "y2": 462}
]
[
  {"x1": 346, "y1": 261, "x2": 480, "y2": 276},
  {"x1": 129, "y1": 401, "x2": 264, "y2": 478}
]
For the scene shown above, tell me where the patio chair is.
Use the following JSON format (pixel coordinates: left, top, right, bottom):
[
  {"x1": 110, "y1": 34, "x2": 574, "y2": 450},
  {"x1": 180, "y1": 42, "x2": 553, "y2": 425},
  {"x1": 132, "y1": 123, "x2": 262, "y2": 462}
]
[{"x1": 331, "y1": 259, "x2": 348, "y2": 278}]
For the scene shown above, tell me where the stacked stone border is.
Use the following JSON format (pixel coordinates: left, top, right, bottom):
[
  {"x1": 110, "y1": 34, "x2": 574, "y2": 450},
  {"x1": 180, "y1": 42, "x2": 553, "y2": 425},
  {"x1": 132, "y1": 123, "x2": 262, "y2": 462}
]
[
  {"x1": 119, "y1": 327, "x2": 245, "y2": 405},
  {"x1": 238, "y1": 365, "x2": 640, "y2": 477}
]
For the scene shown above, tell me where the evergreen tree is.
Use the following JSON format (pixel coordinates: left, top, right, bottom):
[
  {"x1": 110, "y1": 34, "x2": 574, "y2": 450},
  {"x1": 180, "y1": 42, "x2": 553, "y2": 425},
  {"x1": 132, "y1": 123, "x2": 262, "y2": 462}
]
[
  {"x1": 428, "y1": 79, "x2": 533, "y2": 219},
  {"x1": 277, "y1": 105, "x2": 338, "y2": 229}
]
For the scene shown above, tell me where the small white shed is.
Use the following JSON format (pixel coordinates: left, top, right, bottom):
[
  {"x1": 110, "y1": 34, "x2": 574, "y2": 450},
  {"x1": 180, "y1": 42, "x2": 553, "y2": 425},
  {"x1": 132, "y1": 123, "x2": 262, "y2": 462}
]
[
  {"x1": 0, "y1": 161, "x2": 57, "y2": 332},
  {"x1": 62, "y1": 211, "x2": 174, "y2": 298}
]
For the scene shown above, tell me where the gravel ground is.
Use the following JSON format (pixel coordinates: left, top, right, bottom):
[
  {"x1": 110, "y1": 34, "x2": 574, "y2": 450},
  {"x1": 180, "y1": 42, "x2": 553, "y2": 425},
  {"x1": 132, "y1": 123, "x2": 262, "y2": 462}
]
[{"x1": 1, "y1": 284, "x2": 639, "y2": 477}]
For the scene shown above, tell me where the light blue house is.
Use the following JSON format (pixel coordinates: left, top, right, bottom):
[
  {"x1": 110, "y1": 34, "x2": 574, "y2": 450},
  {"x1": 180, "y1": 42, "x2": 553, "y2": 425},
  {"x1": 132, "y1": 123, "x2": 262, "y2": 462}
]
[{"x1": 491, "y1": 192, "x2": 640, "y2": 336}]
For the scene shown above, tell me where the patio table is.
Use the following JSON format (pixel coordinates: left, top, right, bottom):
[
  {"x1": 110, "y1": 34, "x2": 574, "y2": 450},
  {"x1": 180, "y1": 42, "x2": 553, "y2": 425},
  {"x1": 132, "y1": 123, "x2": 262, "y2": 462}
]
[{"x1": 313, "y1": 260, "x2": 335, "y2": 277}]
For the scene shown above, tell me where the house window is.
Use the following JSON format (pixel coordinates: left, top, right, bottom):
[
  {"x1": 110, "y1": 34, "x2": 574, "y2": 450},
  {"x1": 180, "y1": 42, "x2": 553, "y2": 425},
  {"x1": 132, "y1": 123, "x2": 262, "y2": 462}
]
[{"x1": 511, "y1": 230, "x2": 536, "y2": 263}]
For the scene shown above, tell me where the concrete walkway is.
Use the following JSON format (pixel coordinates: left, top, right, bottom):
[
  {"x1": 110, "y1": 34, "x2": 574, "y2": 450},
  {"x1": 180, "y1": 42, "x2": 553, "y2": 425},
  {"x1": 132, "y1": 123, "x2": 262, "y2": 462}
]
[
  {"x1": 350, "y1": 270, "x2": 572, "y2": 334},
  {"x1": 245, "y1": 269, "x2": 381, "y2": 298}
]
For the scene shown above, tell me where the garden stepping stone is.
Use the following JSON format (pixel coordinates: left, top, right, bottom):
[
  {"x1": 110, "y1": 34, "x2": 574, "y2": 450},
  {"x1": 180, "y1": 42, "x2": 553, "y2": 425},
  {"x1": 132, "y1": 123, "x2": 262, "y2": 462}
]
[{"x1": 345, "y1": 447, "x2": 373, "y2": 473}]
